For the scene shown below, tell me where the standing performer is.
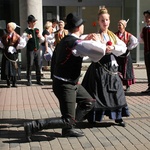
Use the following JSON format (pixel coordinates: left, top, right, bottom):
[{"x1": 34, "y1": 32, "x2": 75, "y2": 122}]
[
  {"x1": 54, "y1": 20, "x2": 68, "y2": 46},
  {"x1": 82, "y1": 7, "x2": 130, "y2": 127},
  {"x1": 115, "y1": 19, "x2": 139, "y2": 92},
  {"x1": 40, "y1": 21, "x2": 55, "y2": 72},
  {"x1": 0, "y1": 22, "x2": 26, "y2": 87},
  {"x1": 23, "y1": 15, "x2": 45, "y2": 86},
  {"x1": 140, "y1": 10, "x2": 150, "y2": 93}
]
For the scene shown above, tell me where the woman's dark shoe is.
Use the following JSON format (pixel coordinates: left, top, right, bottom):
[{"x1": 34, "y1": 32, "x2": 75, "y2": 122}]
[
  {"x1": 7, "y1": 85, "x2": 11, "y2": 88},
  {"x1": 36, "y1": 81, "x2": 44, "y2": 86},
  {"x1": 12, "y1": 83, "x2": 17, "y2": 88},
  {"x1": 125, "y1": 86, "x2": 130, "y2": 92},
  {"x1": 7, "y1": 80, "x2": 11, "y2": 88},
  {"x1": 115, "y1": 119, "x2": 126, "y2": 127},
  {"x1": 27, "y1": 80, "x2": 32, "y2": 86}
]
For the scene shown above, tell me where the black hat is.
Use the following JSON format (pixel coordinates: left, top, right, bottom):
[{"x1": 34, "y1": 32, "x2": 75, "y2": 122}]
[
  {"x1": 64, "y1": 13, "x2": 84, "y2": 30},
  {"x1": 143, "y1": 10, "x2": 150, "y2": 15},
  {"x1": 27, "y1": 15, "x2": 37, "y2": 23}
]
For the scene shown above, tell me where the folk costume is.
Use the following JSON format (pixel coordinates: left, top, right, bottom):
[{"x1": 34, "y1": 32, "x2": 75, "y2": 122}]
[
  {"x1": 82, "y1": 30, "x2": 130, "y2": 126},
  {"x1": 24, "y1": 15, "x2": 45, "y2": 86},
  {"x1": 24, "y1": 13, "x2": 107, "y2": 141},
  {"x1": 40, "y1": 26, "x2": 55, "y2": 71},
  {"x1": 0, "y1": 22, "x2": 26, "y2": 87},
  {"x1": 54, "y1": 22, "x2": 68, "y2": 46},
  {"x1": 115, "y1": 20, "x2": 138, "y2": 91}
]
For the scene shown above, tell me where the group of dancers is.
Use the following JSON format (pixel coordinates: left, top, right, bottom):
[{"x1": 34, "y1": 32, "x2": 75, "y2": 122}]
[{"x1": 1, "y1": 6, "x2": 149, "y2": 141}]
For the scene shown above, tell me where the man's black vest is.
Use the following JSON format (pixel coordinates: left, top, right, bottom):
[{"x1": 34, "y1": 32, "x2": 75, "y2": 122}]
[
  {"x1": 54, "y1": 35, "x2": 83, "y2": 83},
  {"x1": 142, "y1": 27, "x2": 150, "y2": 53},
  {"x1": 24, "y1": 28, "x2": 40, "y2": 51}
]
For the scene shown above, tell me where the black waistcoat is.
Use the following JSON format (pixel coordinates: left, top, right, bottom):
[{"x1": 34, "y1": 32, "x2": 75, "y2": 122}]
[
  {"x1": 54, "y1": 35, "x2": 83, "y2": 83},
  {"x1": 142, "y1": 27, "x2": 150, "y2": 52},
  {"x1": 24, "y1": 28, "x2": 40, "y2": 51}
]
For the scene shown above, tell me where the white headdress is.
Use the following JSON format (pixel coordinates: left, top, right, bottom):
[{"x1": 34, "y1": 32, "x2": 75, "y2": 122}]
[
  {"x1": 8, "y1": 22, "x2": 21, "y2": 30},
  {"x1": 119, "y1": 19, "x2": 129, "y2": 28}
]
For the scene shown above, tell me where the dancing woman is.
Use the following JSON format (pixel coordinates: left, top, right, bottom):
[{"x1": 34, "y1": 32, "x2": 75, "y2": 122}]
[{"x1": 82, "y1": 7, "x2": 130, "y2": 127}]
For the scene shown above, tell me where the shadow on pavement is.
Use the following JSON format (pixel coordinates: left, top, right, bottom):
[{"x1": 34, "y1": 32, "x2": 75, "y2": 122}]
[
  {"x1": 0, "y1": 81, "x2": 53, "y2": 88},
  {"x1": 0, "y1": 118, "x2": 61, "y2": 143},
  {"x1": 0, "y1": 118, "x2": 117, "y2": 143},
  {"x1": 2, "y1": 131, "x2": 60, "y2": 143},
  {"x1": 76, "y1": 121, "x2": 116, "y2": 129},
  {"x1": 125, "y1": 92, "x2": 150, "y2": 96}
]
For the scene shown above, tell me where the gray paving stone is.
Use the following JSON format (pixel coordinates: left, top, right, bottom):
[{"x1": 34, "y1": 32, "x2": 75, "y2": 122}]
[{"x1": 0, "y1": 68, "x2": 150, "y2": 150}]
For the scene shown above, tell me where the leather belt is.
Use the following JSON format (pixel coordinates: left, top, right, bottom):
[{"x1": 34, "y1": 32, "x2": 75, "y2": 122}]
[{"x1": 54, "y1": 75, "x2": 77, "y2": 84}]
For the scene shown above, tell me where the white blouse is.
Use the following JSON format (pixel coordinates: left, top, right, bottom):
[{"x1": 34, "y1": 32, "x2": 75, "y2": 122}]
[
  {"x1": 0, "y1": 36, "x2": 26, "y2": 54},
  {"x1": 72, "y1": 33, "x2": 127, "y2": 64},
  {"x1": 127, "y1": 35, "x2": 139, "y2": 50}
]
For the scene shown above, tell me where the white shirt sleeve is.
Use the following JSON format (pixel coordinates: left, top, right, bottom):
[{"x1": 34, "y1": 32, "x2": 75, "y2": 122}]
[
  {"x1": 8, "y1": 37, "x2": 26, "y2": 53},
  {"x1": 0, "y1": 40, "x2": 4, "y2": 49},
  {"x1": 21, "y1": 32, "x2": 29, "y2": 42},
  {"x1": 138, "y1": 36, "x2": 144, "y2": 44},
  {"x1": 39, "y1": 35, "x2": 45, "y2": 43},
  {"x1": 72, "y1": 40, "x2": 106, "y2": 62},
  {"x1": 79, "y1": 34, "x2": 88, "y2": 39},
  {"x1": 127, "y1": 35, "x2": 139, "y2": 50},
  {"x1": 112, "y1": 36, "x2": 127, "y2": 56},
  {"x1": 16, "y1": 37, "x2": 27, "y2": 49}
]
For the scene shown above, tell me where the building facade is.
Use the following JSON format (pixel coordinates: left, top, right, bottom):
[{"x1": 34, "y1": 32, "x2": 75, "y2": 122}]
[{"x1": 0, "y1": 0, "x2": 150, "y2": 68}]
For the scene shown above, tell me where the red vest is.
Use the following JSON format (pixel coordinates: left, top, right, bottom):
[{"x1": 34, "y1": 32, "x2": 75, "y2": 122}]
[
  {"x1": 115, "y1": 31, "x2": 131, "y2": 46},
  {"x1": 2, "y1": 31, "x2": 20, "y2": 48}
]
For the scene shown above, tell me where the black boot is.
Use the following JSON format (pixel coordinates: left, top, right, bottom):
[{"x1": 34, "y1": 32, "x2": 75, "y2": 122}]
[
  {"x1": 36, "y1": 77, "x2": 44, "y2": 85},
  {"x1": 24, "y1": 117, "x2": 79, "y2": 141},
  {"x1": 27, "y1": 80, "x2": 32, "y2": 86},
  {"x1": 125, "y1": 85, "x2": 130, "y2": 92},
  {"x1": 12, "y1": 77, "x2": 17, "y2": 87},
  {"x1": 36, "y1": 80, "x2": 44, "y2": 86},
  {"x1": 27, "y1": 76, "x2": 32, "y2": 86},
  {"x1": 7, "y1": 79, "x2": 10, "y2": 88},
  {"x1": 75, "y1": 99, "x2": 95, "y2": 122}
]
